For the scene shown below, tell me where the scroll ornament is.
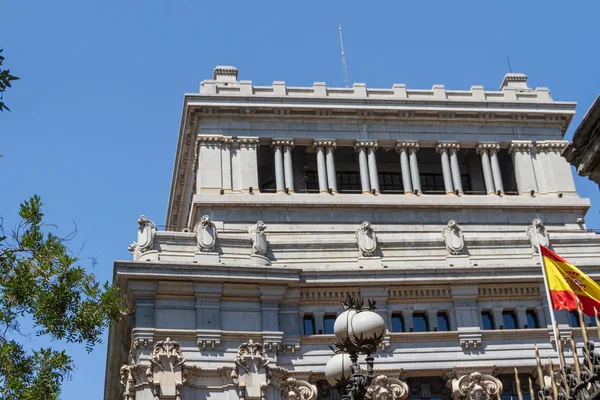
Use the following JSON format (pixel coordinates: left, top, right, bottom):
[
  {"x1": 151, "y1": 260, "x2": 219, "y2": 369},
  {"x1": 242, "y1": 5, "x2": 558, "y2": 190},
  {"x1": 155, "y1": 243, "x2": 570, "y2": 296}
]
[
  {"x1": 365, "y1": 375, "x2": 409, "y2": 400},
  {"x1": 451, "y1": 372, "x2": 502, "y2": 400}
]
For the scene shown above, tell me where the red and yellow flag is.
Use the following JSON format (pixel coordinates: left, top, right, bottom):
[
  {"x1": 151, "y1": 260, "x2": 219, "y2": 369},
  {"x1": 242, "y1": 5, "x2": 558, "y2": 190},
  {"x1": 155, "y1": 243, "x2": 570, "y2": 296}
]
[{"x1": 541, "y1": 245, "x2": 600, "y2": 316}]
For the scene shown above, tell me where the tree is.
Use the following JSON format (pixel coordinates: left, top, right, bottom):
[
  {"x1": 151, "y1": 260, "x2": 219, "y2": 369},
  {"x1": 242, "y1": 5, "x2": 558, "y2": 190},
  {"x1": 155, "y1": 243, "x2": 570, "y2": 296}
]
[
  {"x1": 0, "y1": 196, "x2": 128, "y2": 399},
  {"x1": 0, "y1": 49, "x2": 19, "y2": 111}
]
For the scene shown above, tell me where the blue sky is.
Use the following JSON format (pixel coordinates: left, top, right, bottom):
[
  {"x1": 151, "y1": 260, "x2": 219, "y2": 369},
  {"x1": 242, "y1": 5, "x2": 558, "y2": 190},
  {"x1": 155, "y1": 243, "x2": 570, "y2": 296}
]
[{"x1": 1, "y1": 1, "x2": 600, "y2": 398}]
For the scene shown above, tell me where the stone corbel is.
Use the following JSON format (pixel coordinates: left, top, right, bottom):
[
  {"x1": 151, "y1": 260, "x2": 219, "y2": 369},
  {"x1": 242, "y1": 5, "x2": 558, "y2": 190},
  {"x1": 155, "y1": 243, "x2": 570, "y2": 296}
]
[
  {"x1": 450, "y1": 371, "x2": 502, "y2": 400},
  {"x1": 132, "y1": 327, "x2": 155, "y2": 349},
  {"x1": 365, "y1": 375, "x2": 409, "y2": 400},
  {"x1": 458, "y1": 328, "x2": 482, "y2": 349},
  {"x1": 196, "y1": 329, "x2": 222, "y2": 349}
]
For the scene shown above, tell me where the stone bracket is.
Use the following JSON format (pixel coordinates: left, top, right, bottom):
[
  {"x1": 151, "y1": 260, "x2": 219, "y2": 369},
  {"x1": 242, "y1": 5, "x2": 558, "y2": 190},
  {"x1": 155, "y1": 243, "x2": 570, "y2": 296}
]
[
  {"x1": 197, "y1": 329, "x2": 222, "y2": 348},
  {"x1": 458, "y1": 328, "x2": 482, "y2": 349},
  {"x1": 132, "y1": 327, "x2": 155, "y2": 349},
  {"x1": 262, "y1": 331, "x2": 284, "y2": 351}
]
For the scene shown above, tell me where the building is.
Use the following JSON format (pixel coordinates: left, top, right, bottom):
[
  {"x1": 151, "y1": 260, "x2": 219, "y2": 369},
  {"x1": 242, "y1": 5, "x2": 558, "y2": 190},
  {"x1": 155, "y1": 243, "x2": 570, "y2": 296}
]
[
  {"x1": 563, "y1": 95, "x2": 600, "y2": 189},
  {"x1": 105, "y1": 66, "x2": 600, "y2": 400}
]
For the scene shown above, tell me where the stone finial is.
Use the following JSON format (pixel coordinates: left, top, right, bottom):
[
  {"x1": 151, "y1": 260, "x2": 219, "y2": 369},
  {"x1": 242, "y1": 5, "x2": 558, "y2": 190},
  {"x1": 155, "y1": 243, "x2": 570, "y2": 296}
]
[
  {"x1": 213, "y1": 66, "x2": 238, "y2": 82},
  {"x1": 365, "y1": 375, "x2": 409, "y2": 400},
  {"x1": 249, "y1": 221, "x2": 268, "y2": 256},
  {"x1": 355, "y1": 221, "x2": 378, "y2": 257},
  {"x1": 451, "y1": 372, "x2": 502, "y2": 400},
  {"x1": 127, "y1": 215, "x2": 157, "y2": 260},
  {"x1": 442, "y1": 220, "x2": 465, "y2": 256},
  {"x1": 500, "y1": 73, "x2": 531, "y2": 92},
  {"x1": 526, "y1": 218, "x2": 549, "y2": 253},
  {"x1": 282, "y1": 377, "x2": 318, "y2": 400},
  {"x1": 194, "y1": 215, "x2": 217, "y2": 253}
]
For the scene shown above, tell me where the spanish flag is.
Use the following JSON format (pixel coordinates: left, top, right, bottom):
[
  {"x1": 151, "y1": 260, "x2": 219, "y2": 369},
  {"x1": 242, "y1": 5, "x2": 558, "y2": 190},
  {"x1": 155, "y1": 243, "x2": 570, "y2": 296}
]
[{"x1": 541, "y1": 245, "x2": 600, "y2": 316}]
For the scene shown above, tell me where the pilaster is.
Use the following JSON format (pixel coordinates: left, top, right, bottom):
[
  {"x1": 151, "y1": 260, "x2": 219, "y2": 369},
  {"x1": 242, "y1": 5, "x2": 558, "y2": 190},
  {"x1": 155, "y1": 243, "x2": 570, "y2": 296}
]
[
  {"x1": 509, "y1": 140, "x2": 538, "y2": 195},
  {"x1": 259, "y1": 285, "x2": 287, "y2": 349},
  {"x1": 195, "y1": 283, "x2": 224, "y2": 348},
  {"x1": 197, "y1": 135, "x2": 224, "y2": 193},
  {"x1": 236, "y1": 137, "x2": 260, "y2": 193},
  {"x1": 537, "y1": 140, "x2": 576, "y2": 194}
]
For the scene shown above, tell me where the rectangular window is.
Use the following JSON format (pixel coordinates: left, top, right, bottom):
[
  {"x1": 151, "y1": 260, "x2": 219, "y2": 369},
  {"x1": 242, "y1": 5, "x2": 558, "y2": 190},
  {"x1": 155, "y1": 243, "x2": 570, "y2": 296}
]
[
  {"x1": 378, "y1": 172, "x2": 404, "y2": 193},
  {"x1": 302, "y1": 171, "x2": 319, "y2": 192},
  {"x1": 481, "y1": 311, "x2": 495, "y2": 330},
  {"x1": 323, "y1": 315, "x2": 336, "y2": 334},
  {"x1": 337, "y1": 171, "x2": 362, "y2": 193},
  {"x1": 391, "y1": 313, "x2": 404, "y2": 332},
  {"x1": 437, "y1": 312, "x2": 450, "y2": 331},
  {"x1": 303, "y1": 315, "x2": 315, "y2": 335},
  {"x1": 569, "y1": 311, "x2": 581, "y2": 327},
  {"x1": 502, "y1": 311, "x2": 518, "y2": 330},
  {"x1": 413, "y1": 313, "x2": 429, "y2": 332},
  {"x1": 420, "y1": 173, "x2": 445, "y2": 194},
  {"x1": 526, "y1": 310, "x2": 539, "y2": 329}
]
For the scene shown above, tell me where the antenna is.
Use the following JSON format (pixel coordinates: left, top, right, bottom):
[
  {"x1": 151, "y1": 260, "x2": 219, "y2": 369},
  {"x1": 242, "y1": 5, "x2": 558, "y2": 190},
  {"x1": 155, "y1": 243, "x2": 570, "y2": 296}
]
[
  {"x1": 338, "y1": 25, "x2": 349, "y2": 88},
  {"x1": 506, "y1": 56, "x2": 513, "y2": 73}
]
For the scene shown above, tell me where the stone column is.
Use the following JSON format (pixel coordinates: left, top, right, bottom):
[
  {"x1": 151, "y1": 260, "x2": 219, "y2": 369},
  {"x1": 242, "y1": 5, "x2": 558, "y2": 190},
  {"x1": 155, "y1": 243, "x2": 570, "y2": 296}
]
[
  {"x1": 355, "y1": 143, "x2": 371, "y2": 194},
  {"x1": 436, "y1": 144, "x2": 455, "y2": 194},
  {"x1": 221, "y1": 137, "x2": 233, "y2": 192},
  {"x1": 488, "y1": 144, "x2": 504, "y2": 194},
  {"x1": 509, "y1": 141, "x2": 538, "y2": 195},
  {"x1": 271, "y1": 141, "x2": 285, "y2": 193},
  {"x1": 283, "y1": 141, "x2": 295, "y2": 193},
  {"x1": 367, "y1": 142, "x2": 380, "y2": 194},
  {"x1": 408, "y1": 143, "x2": 422, "y2": 193},
  {"x1": 477, "y1": 144, "x2": 496, "y2": 195},
  {"x1": 516, "y1": 306, "x2": 528, "y2": 329},
  {"x1": 314, "y1": 142, "x2": 329, "y2": 194},
  {"x1": 236, "y1": 137, "x2": 259, "y2": 193},
  {"x1": 197, "y1": 136, "x2": 224, "y2": 193},
  {"x1": 448, "y1": 144, "x2": 463, "y2": 194},
  {"x1": 325, "y1": 141, "x2": 338, "y2": 193},
  {"x1": 396, "y1": 142, "x2": 413, "y2": 194}
]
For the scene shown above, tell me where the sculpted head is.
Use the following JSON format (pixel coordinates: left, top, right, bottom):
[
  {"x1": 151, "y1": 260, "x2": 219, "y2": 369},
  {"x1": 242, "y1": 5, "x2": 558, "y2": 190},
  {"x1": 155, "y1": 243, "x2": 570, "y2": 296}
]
[
  {"x1": 360, "y1": 221, "x2": 372, "y2": 232},
  {"x1": 138, "y1": 215, "x2": 149, "y2": 229},
  {"x1": 447, "y1": 220, "x2": 458, "y2": 230},
  {"x1": 533, "y1": 218, "x2": 543, "y2": 229},
  {"x1": 201, "y1": 215, "x2": 212, "y2": 227},
  {"x1": 257, "y1": 221, "x2": 267, "y2": 232}
]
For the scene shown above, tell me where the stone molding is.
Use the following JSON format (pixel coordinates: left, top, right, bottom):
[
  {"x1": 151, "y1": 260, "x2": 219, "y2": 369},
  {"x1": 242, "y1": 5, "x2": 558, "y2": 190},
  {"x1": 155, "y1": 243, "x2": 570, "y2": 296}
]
[
  {"x1": 271, "y1": 139, "x2": 295, "y2": 149},
  {"x1": 478, "y1": 284, "x2": 540, "y2": 299},
  {"x1": 389, "y1": 286, "x2": 452, "y2": 301},
  {"x1": 365, "y1": 375, "x2": 409, "y2": 400},
  {"x1": 354, "y1": 141, "x2": 379, "y2": 150},
  {"x1": 450, "y1": 372, "x2": 502, "y2": 400},
  {"x1": 508, "y1": 140, "x2": 533, "y2": 154},
  {"x1": 313, "y1": 140, "x2": 337, "y2": 149},
  {"x1": 436, "y1": 142, "x2": 460, "y2": 153},
  {"x1": 476, "y1": 143, "x2": 500, "y2": 154},
  {"x1": 395, "y1": 141, "x2": 419, "y2": 152},
  {"x1": 198, "y1": 135, "x2": 227, "y2": 145}
]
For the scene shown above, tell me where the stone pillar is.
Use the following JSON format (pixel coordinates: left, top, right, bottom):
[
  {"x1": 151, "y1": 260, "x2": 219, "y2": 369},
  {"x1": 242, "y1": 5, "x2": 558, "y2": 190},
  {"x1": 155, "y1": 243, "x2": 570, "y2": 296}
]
[
  {"x1": 367, "y1": 143, "x2": 380, "y2": 194},
  {"x1": 396, "y1": 143, "x2": 413, "y2": 194},
  {"x1": 221, "y1": 137, "x2": 233, "y2": 192},
  {"x1": 477, "y1": 144, "x2": 496, "y2": 195},
  {"x1": 448, "y1": 144, "x2": 463, "y2": 194},
  {"x1": 315, "y1": 140, "x2": 338, "y2": 193},
  {"x1": 516, "y1": 306, "x2": 528, "y2": 329},
  {"x1": 237, "y1": 137, "x2": 260, "y2": 192},
  {"x1": 313, "y1": 311, "x2": 325, "y2": 334},
  {"x1": 259, "y1": 285, "x2": 286, "y2": 348},
  {"x1": 271, "y1": 141, "x2": 285, "y2": 193},
  {"x1": 509, "y1": 141, "x2": 538, "y2": 195},
  {"x1": 355, "y1": 143, "x2": 372, "y2": 194},
  {"x1": 492, "y1": 307, "x2": 504, "y2": 329},
  {"x1": 314, "y1": 142, "x2": 329, "y2": 193},
  {"x1": 408, "y1": 143, "x2": 422, "y2": 193},
  {"x1": 197, "y1": 136, "x2": 224, "y2": 193},
  {"x1": 537, "y1": 141, "x2": 576, "y2": 194},
  {"x1": 403, "y1": 310, "x2": 414, "y2": 332},
  {"x1": 427, "y1": 309, "x2": 438, "y2": 332},
  {"x1": 488, "y1": 144, "x2": 504, "y2": 194},
  {"x1": 194, "y1": 283, "x2": 224, "y2": 348},
  {"x1": 535, "y1": 306, "x2": 547, "y2": 328},
  {"x1": 436, "y1": 144, "x2": 455, "y2": 194},
  {"x1": 283, "y1": 141, "x2": 295, "y2": 193}
]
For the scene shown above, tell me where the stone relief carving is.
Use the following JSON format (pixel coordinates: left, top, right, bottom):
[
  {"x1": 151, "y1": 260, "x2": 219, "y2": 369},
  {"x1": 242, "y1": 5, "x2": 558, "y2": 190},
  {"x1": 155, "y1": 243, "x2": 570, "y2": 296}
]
[
  {"x1": 127, "y1": 215, "x2": 157, "y2": 260},
  {"x1": 232, "y1": 339, "x2": 272, "y2": 400},
  {"x1": 249, "y1": 221, "x2": 268, "y2": 256},
  {"x1": 442, "y1": 220, "x2": 464, "y2": 256},
  {"x1": 194, "y1": 215, "x2": 217, "y2": 252},
  {"x1": 451, "y1": 372, "x2": 502, "y2": 400},
  {"x1": 355, "y1": 221, "x2": 378, "y2": 257},
  {"x1": 149, "y1": 337, "x2": 186, "y2": 400},
  {"x1": 365, "y1": 375, "x2": 409, "y2": 400},
  {"x1": 526, "y1": 218, "x2": 549, "y2": 253},
  {"x1": 282, "y1": 377, "x2": 318, "y2": 400}
]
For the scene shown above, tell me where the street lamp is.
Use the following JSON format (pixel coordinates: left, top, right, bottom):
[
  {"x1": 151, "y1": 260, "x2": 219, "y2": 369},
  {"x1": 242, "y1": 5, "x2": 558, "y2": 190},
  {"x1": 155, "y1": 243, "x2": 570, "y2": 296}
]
[{"x1": 325, "y1": 295, "x2": 387, "y2": 400}]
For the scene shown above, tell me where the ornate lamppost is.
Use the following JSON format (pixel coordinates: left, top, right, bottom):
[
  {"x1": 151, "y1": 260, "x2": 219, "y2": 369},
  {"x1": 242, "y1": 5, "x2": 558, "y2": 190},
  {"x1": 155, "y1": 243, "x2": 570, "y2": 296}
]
[{"x1": 325, "y1": 295, "x2": 387, "y2": 400}]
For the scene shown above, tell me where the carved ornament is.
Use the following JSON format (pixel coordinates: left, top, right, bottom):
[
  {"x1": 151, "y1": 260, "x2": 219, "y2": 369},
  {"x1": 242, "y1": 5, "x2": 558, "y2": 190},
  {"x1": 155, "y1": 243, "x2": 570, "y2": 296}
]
[
  {"x1": 313, "y1": 140, "x2": 337, "y2": 149},
  {"x1": 442, "y1": 220, "x2": 465, "y2": 256},
  {"x1": 282, "y1": 377, "x2": 318, "y2": 400},
  {"x1": 526, "y1": 218, "x2": 549, "y2": 253},
  {"x1": 535, "y1": 141, "x2": 568, "y2": 153},
  {"x1": 237, "y1": 137, "x2": 260, "y2": 147},
  {"x1": 355, "y1": 221, "x2": 378, "y2": 257},
  {"x1": 436, "y1": 142, "x2": 460, "y2": 153},
  {"x1": 249, "y1": 221, "x2": 268, "y2": 256},
  {"x1": 365, "y1": 375, "x2": 409, "y2": 400},
  {"x1": 232, "y1": 339, "x2": 272, "y2": 400},
  {"x1": 451, "y1": 372, "x2": 502, "y2": 400},
  {"x1": 396, "y1": 142, "x2": 419, "y2": 152},
  {"x1": 194, "y1": 215, "x2": 217, "y2": 253},
  {"x1": 271, "y1": 139, "x2": 295, "y2": 149},
  {"x1": 127, "y1": 216, "x2": 157, "y2": 260},
  {"x1": 354, "y1": 141, "x2": 379, "y2": 151},
  {"x1": 509, "y1": 141, "x2": 533, "y2": 154}
]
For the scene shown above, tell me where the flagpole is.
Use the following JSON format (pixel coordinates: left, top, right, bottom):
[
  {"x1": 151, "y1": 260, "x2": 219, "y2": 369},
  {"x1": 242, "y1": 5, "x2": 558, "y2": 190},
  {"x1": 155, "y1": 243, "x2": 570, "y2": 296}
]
[{"x1": 536, "y1": 232, "x2": 563, "y2": 368}]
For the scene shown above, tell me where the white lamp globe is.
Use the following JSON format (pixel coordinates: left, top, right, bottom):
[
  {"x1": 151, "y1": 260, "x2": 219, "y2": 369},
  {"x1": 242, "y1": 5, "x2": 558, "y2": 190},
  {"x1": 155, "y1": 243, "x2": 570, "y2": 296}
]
[
  {"x1": 333, "y1": 309, "x2": 357, "y2": 342},
  {"x1": 348, "y1": 310, "x2": 386, "y2": 347},
  {"x1": 325, "y1": 353, "x2": 352, "y2": 387}
]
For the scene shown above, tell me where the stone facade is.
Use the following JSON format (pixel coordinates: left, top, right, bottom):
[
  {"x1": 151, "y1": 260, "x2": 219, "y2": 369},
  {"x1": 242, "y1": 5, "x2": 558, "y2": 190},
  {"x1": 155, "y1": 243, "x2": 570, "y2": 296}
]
[{"x1": 105, "y1": 67, "x2": 600, "y2": 400}]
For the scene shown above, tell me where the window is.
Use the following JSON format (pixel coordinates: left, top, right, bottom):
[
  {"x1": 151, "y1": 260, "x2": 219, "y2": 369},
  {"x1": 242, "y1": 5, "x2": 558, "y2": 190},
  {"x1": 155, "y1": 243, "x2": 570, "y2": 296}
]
[
  {"x1": 323, "y1": 315, "x2": 336, "y2": 334},
  {"x1": 482, "y1": 311, "x2": 495, "y2": 330},
  {"x1": 337, "y1": 171, "x2": 361, "y2": 192},
  {"x1": 589, "y1": 316, "x2": 598, "y2": 327},
  {"x1": 391, "y1": 313, "x2": 405, "y2": 332},
  {"x1": 378, "y1": 172, "x2": 403, "y2": 193},
  {"x1": 303, "y1": 315, "x2": 315, "y2": 335},
  {"x1": 502, "y1": 311, "x2": 518, "y2": 330},
  {"x1": 301, "y1": 171, "x2": 319, "y2": 192},
  {"x1": 413, "y1": 313, "x2": 429, "y2": 332},
  {"x1": 437, "y1": 312, "x2": 450, "y2": 331},
  {"x1": 526, "y1": 310, "x2": 539, "y2": 329},
  {"x1": 420, "y1": 174, "x2": 446, "y2": 194},
  {"x1": 569, "y1": 311, "x2": 581, "y2": 327}
]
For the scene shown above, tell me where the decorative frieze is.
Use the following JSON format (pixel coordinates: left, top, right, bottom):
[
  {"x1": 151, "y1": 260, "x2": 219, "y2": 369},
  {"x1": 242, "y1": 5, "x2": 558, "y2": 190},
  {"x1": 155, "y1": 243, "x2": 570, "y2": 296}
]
[
  {"x1": 198, "y1": 135, "x2": 226, "y2": 144},
  {"x1": 237, "y1": 137, "x2": 260, "y2": 148},
  {"x1": 300, "y1": 289, "x2": 360, "y2": 303},
  {"x1": 365, "y1": 375, "x2": 409, "y2": 400},
  {"x1": 478, "y1": 285, "x2": 540, "y2": 299},
  {"x1": 388, "y1": 286, "x2": 451, "y2": 301}
]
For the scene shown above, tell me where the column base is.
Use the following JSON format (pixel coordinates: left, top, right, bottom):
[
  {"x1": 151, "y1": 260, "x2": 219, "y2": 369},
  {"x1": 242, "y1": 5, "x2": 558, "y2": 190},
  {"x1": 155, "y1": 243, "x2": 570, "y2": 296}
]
[
  {"x1": 362, "y1": 191, "x2": 371, "y2": 194},
  {"x1": 330, "y1": 190, "x2": 338, "y2": 194},
  {"x1": 287, "y1": 189, "x2": 295, "y2": 194},
  {"x1": 319, "y1": 190, "x2": 329, "y2": 194},
  {"x1": 276, "y1": 189, "x2": 285, "y2": 193},
  {"x1": 446, "y1": 192, "x2": 456, "y2": 195},
  {"x1": 487, "y1": 192, "x2": 496, "y2": 195},
  {"x1": 403, "y1": 191, "x2": 415, "y2": 195}
]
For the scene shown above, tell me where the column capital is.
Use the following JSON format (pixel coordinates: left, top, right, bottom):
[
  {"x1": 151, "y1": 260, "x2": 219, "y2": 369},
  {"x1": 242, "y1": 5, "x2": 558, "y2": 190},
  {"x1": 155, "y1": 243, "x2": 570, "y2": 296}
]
[
  {"x1": 313, "y1": 139, "x2": 336, "y2": 149},
  {"x1": 535, "y1": 140, "x2": 568, "y2": 153},
  {"x1": 354, "y1": 140, "x2": 378, "y2": 151},
  {"x1": 508, "y1": 140, "x2": 533, "y2": 154},
  {"x1": 436, "y1": 142, "x2": 459, "y2": 153},
  {"x1": 198, "y1": 135, "x2": 225, "y2": 146},
  {"x1": 237, "y1": 136, "x2": 259, "y2": 148},
  {"x1": 271, "y1": 139, "x2": 294, "y2": 149},
  {"x1": 395, "y1": 141, "x2": 419, "y2": 152},
  {"x1": 476, "y1": 142, "x2": 500, "y2": 154}
]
